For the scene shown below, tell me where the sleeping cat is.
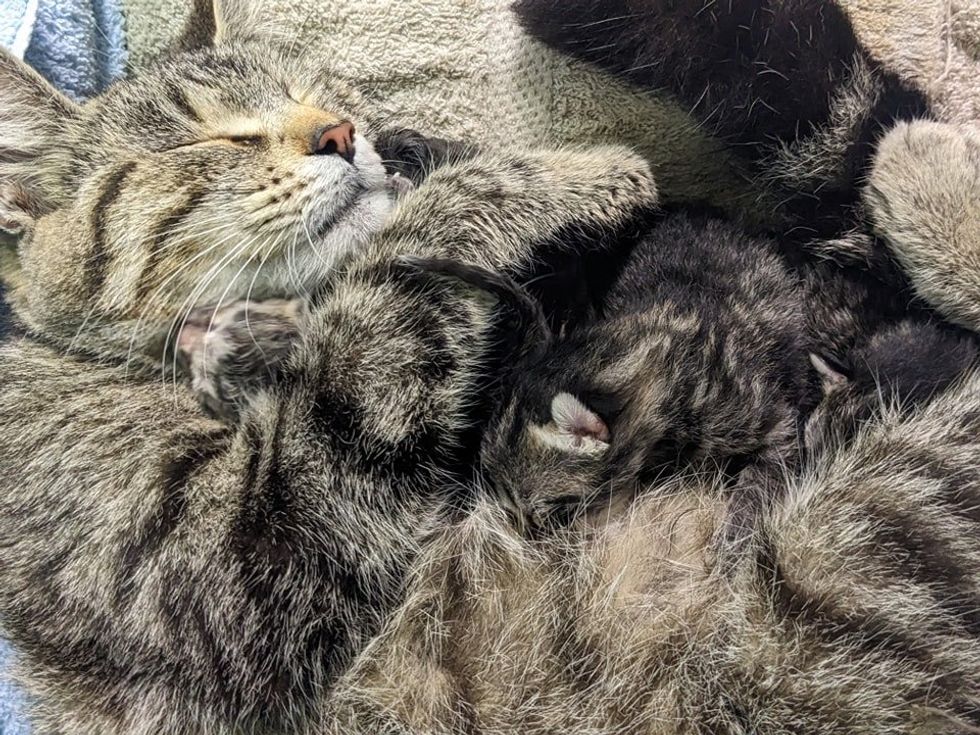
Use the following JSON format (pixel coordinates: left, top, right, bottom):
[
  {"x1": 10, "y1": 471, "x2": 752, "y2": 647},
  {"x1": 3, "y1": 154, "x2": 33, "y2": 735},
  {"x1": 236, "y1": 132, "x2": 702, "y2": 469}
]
[
  {"x1": 0, "y1": 0, "x2": 660, "y2": 731},
  {"x1": 0, "y1": 0, "x2": 462, "y2": 368},
  {"x1": 455, "y1": 212, "x2": 817, "y2": 530}
]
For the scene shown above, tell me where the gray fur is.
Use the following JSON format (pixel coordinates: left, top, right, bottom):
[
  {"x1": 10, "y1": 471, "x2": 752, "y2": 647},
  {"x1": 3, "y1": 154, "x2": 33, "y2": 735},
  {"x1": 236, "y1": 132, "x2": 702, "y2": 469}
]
[
  {"x1": 0, "y1": 146, "x2": 658, "y2": 732},
  {"x1": 867, "y1": 121, "x2": 980, "y2": 333},
  {"x1": 482, "y1": 213, "x2": 815, "y2": 529},
  {"x1": 325, "y1": 365, "x2": 980, "y2": 734}
]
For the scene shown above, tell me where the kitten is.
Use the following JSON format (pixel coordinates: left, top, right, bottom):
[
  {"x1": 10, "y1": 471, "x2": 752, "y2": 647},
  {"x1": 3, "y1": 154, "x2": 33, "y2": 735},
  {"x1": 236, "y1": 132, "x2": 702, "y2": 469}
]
[
  {"x1": 806, "y1": 320, "x2": 980, "y2": 459},
  {"x1": 471, "y1": 212, "x2": 818, "y2": 529},
  {"x1": 0, "y1": 0, "x2": 457, "y2": 368}
]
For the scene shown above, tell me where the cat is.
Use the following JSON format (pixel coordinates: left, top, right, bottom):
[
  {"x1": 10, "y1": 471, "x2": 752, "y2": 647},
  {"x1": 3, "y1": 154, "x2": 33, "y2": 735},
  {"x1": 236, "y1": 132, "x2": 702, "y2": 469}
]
[
  {"x1": 0, "y1": 0, "x2": 660, "y2": 731},
  {"x1": 471, "y1": 211, "x2": 818, "y2": 530},
  {"x1": 325, "y1": 343, "x2": 980, "y2": 735}
]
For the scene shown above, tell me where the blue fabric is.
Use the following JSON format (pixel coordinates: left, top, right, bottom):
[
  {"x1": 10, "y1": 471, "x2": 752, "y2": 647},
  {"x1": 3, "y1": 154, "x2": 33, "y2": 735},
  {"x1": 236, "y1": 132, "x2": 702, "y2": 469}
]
[
  {"x1": 0, "y1": 639, "x2": 29, "y2": 735},
  {"x1": 4, "y1": 0, "x2": 128, "y2": 101},
  {"x1": 0, "y1": 0, "x2": 39, "y2": 58}
]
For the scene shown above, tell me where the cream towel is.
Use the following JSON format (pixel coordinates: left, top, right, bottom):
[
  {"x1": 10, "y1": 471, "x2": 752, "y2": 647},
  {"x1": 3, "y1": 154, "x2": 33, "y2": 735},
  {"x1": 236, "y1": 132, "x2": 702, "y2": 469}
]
[
  {"x1": 120, "y1": 0, "x2": 748, "y2": 211},
  {"x1": 842, "y1": 0, "x2": 980, "y2": 123}
]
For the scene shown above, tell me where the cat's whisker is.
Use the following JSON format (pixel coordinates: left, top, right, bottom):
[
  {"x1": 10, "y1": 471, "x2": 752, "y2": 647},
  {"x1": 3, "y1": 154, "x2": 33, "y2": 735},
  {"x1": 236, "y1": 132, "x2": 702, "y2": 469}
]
[
  {"x1": 285, "y1": 226, "x2": 314, "y2": 304},
  {"x1": 126, "y1": 229, "x2": 245, "y2": 381},
  {"x1": 243, "y1": 238, "x2": 283, "y2": 384},
  {"x1": 200, "y1": 236, "x2": 271, "y2": 382}
]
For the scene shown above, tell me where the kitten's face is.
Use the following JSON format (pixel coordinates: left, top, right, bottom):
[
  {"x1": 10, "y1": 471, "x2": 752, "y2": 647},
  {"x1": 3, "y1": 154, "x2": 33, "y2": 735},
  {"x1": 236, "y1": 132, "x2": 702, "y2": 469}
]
[{"x1": 0, "y1": 0, "x2": 395, "y2": 352}]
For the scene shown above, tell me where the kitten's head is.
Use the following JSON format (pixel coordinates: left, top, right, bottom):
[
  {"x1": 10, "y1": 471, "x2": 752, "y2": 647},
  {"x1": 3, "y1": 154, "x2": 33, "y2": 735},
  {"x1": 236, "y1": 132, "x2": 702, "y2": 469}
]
[
  {"x1": 0, "y1": 0, "x2": 395, "y2": 358},
  {"x1": 805, "y1": 322, "x2": 980, "y2": 458},
  {"x1": 483, "y1": 385, "x2": 614, "y2": 529}
]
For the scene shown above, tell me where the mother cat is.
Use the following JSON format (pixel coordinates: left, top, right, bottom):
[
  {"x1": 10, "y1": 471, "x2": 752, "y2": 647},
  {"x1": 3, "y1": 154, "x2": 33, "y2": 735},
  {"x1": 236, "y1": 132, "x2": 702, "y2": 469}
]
[{"x1": 0, "y1": 1, "x2": 657, "y2": 731}]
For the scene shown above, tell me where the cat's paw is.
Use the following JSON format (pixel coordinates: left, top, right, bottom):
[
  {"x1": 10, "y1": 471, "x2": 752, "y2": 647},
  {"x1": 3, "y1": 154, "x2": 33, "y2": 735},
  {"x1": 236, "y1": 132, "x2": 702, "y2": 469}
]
[{"x1": 177, "y1": 299, "x2": 307, "y2": 422}]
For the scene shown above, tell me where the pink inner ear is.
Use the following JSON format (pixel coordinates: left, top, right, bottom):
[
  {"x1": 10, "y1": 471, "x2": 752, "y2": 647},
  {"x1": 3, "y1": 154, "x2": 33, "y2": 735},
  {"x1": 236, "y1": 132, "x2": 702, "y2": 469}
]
[
  {"x1": 176, "y1": 323, "x2": 208, "y2": 357},
  {"x1": 552, "y1": 393, "x2": 611, "y2": 443},
  {"x1": 572, "y1": 410, "x2": 611, "y2": 443}
]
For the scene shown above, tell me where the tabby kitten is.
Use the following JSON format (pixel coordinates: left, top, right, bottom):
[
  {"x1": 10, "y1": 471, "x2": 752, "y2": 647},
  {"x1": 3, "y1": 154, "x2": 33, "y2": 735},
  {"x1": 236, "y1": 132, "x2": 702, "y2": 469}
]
[
  {"x1": 0, "y1": 0, "x2": 435, "y2": 368},
  {"x1": 481, "y1": 212, "x2": 816, "y2": 528}
]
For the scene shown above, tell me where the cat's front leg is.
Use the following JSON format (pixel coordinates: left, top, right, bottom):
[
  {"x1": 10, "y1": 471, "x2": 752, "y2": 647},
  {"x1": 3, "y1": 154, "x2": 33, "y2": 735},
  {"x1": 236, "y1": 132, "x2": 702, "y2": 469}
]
[{"x1": 374, "y1": 146, "x2": 659, "y2": 277}]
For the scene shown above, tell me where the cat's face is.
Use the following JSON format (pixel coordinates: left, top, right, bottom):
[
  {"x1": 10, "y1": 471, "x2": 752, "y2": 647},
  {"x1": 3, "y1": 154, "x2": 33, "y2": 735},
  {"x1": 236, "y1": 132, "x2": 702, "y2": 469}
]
[{"x1": 0, "y1": 0, "x2": 394, "y2": 352}]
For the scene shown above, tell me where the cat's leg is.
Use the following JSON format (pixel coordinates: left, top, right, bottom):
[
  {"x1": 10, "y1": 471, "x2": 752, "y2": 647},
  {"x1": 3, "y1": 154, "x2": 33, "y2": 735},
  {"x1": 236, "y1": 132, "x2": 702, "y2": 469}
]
[
  {"x1": 866, "y1": 121, "x2": 980, "y2": 334},
  {"x1": 0, "y1": 147, "x2": 656, "y2": 732},
  {"x1": 514, "y1": 0, "x2": 926, "y2": 236}
]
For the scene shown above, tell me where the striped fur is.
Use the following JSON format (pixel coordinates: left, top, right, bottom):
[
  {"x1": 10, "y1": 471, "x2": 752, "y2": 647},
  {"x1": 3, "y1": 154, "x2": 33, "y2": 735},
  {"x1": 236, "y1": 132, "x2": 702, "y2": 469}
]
[
  {"x1": 0, "y1": 147, "x2": 658, "y2": 733},
  {"x1": 0, "y1": 0, "x2": 404, "y2": 366},
  {"x1": 482, "y1": 212, "x2": 817, "y2": 530},
  {"x1": 325, "y1": 364, "x2": 980, "y2": 734}
]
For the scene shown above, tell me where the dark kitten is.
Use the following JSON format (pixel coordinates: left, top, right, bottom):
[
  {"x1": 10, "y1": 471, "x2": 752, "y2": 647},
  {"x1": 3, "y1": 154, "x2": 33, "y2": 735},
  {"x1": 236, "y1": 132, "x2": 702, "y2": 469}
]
[
  {"x1": 807, "y1": 320, "x2": 980, "y2": 458},
  {"x1": 478, "y1": 212, "x2": 817, "y2": 528}
]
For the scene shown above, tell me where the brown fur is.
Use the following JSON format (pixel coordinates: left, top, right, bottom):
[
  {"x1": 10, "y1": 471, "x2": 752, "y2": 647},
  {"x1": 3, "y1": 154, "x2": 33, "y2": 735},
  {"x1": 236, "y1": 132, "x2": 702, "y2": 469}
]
[{"x1": 326, "y1": 367, "x2": 980, "y2": 734}]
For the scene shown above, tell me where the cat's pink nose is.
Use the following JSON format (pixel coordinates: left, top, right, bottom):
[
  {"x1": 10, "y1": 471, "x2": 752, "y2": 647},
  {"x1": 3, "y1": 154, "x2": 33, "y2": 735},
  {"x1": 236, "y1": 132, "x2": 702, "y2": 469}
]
[{"x1": 313, "y1": 121, "x2": 355, "y2": 162}]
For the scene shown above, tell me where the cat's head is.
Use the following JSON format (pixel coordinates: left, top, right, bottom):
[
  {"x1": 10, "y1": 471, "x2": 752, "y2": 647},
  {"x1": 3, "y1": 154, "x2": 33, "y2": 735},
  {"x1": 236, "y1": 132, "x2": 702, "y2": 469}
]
[{"x1": 0, "y1": 0, "x2": 395, "y2": 358}]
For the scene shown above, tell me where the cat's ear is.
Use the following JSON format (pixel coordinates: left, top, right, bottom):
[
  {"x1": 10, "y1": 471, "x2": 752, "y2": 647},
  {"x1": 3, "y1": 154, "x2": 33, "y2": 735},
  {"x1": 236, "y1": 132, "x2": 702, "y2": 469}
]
[
  {"x1": 810, "y1": 353, "x2": 849, "y2": 395},
  {"x1": 179, "y1": 0, "x2": 264, "y2": 49},
  {"x1": 531, "y1": 392, "x2": 611, "y2": 456},
  {"x1": 0, "y1": 50, "x2": 80, "y2": 208}
]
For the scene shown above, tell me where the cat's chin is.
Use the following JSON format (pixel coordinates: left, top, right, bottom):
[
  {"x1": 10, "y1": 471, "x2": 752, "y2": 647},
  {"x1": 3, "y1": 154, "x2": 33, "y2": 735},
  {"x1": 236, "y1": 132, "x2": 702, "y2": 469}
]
[{"x1": 273, "y1": 186, "x2": 396, "y2": 294}]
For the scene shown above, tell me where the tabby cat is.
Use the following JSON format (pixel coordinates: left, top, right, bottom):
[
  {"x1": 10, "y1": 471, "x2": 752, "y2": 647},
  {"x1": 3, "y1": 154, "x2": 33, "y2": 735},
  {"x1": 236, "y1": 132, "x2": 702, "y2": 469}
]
[
  {"x1": 479, "y1": 211, "x2": 816, "y2": 531},
  {"x1": 0, "y1": 0, "x2": 659, "y2": 731}
]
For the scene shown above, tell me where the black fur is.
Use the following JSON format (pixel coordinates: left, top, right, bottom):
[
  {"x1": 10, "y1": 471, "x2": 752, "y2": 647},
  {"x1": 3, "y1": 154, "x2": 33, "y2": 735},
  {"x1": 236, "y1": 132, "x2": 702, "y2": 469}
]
[{"x1": 514, "y1": 0, "x2": 930, "y2": 239}]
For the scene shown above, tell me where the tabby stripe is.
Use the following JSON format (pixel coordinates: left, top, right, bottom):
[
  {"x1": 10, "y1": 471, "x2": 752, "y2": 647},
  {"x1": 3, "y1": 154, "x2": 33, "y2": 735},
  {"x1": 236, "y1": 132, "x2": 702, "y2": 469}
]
[
  {"x1": 755, "y1": 537, "x2": 949, "y2": 682},
  {"x1": 135, "y1": 187, "x2": 206, "y2": 305},
  {"x1": 167, "y1": 82, "x2": 202, "y2": 123},
  {"x1": 86, "y1": 162, "x2": 137, "y2": 297},
  {"x1": 114, "y1": 433, "x2": 226, "y2": 609},
  {"x1": 869, "y1": 505, "x2": 980, "y2": 637}
]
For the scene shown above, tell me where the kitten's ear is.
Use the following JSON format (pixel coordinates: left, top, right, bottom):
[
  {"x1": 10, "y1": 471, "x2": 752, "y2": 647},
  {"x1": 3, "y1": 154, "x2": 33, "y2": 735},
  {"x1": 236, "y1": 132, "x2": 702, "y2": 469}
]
[
  {"x1": 530, "y1": 392, "x2": 611, "y2": 456},
  {"x1": 179, "y1": 0, "x2": 263, "y2": 48},
  {"x1": 810, "y1": 353, "x2": 849, "y2": 395},
  {"x1": 0, "y1": 50, "x2": 80, "y2": 205}
]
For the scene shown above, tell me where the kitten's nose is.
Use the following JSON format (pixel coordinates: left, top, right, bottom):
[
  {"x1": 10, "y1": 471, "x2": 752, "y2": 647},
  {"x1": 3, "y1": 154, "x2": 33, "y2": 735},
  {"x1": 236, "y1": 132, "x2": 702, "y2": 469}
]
[{"x1": 313, "y1": 121, "x2": 355, "y2": 162}]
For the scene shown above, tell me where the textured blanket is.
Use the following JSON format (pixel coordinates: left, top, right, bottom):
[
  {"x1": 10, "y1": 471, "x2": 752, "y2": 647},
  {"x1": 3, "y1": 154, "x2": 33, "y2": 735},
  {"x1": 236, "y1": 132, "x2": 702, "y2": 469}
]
[
  {"x1": 0, "y1": 0, "x2": 126, "y2": 101},
  {"x1": 120, "y1": 0, "x2": 980, "y2": 191}
]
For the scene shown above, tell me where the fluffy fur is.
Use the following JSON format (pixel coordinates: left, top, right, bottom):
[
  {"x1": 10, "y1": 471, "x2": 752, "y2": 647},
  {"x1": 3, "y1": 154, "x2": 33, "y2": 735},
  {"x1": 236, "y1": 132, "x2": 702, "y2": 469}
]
[
  {"x1": 866, "y1": 121, "x2": 980, "y2": 333},
  {"x1": 324, "y1": 363, "x2": 980, "y2": 734},
  {"x1": 0, "y1": 145, "x2": 657, "y2": 732},
  {"x1": 482, "y1": 213, "x2": 816, "y2": 528},
  {"x1": 514, "y1": 0, "x2": 928, "y2": 238}
]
